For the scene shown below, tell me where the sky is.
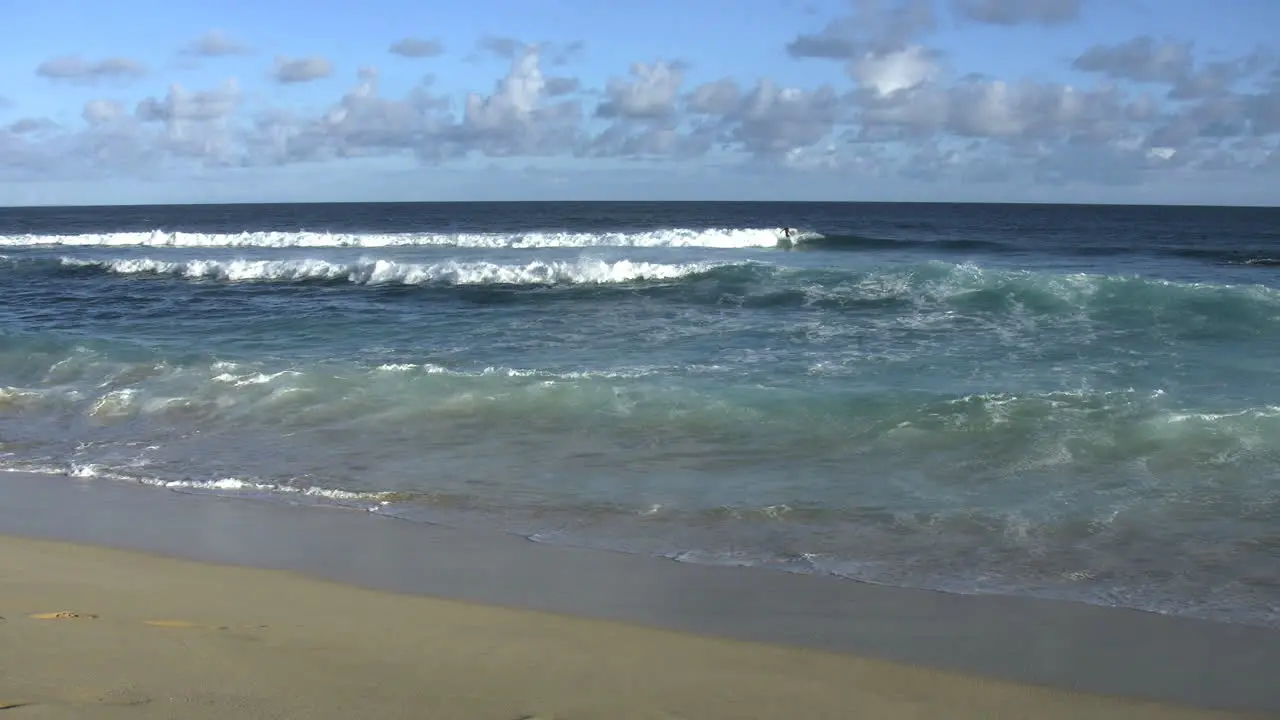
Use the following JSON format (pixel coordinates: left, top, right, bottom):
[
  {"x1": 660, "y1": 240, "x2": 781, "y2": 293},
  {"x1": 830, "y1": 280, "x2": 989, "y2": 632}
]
[{"x1": 2, "y1": 0, "x2": 1279, "y2": 206}]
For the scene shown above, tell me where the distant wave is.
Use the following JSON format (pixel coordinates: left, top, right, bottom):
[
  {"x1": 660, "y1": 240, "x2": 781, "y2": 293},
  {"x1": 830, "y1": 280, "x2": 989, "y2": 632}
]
[
  {"x1": 792, "y1": 233, "x2": 1280, "y2": 267},
  {"x1": 0, "y1": 227, "x2": 785, "y2": 250},
  {"x1": 8, "y1": 228, "x2": 1278, "y2": 267},
  {"x1": 790, "y1": 233, "x2": 1007, "y2": 253}
]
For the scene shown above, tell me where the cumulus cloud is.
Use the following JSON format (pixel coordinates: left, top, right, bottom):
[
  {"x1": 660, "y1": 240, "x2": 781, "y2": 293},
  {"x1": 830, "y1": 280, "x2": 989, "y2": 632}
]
[
  {"x1": 778, "y1": 2, "x2": 1280, "y2": 183},
  {"x1": 182, "y1": 30, "x2": 251, "y2": 57},
  {"x1": 821, "y1": 3, "x2": 1269, "y2": 179},
  {"x1": 849, "y1": 45, "x2": 940, "y2": 95},
  {"x1": 727, "y1": 80, "x2": 845, "y2": 158},
  {"x1": 477, "y1": 36, "x2": 524, "y2": 60},
  {"x1": 546, "y1": 41, "x2": 586, "y2": 67},
  {"x1": 597, "y1": 61, "x2": 686, "y2": 119},
  {"x1": 545, "y1": 77, "x2": 581, "y2": 97},
  {"x1": 136, "y1": 80, "x2": 241, "y2": 124},
  {"x1": 472, "y1": 36, "x2": 584, "y2": 66},
  {"x1": 36, "y1": 55, "x2": 146, "y2": 83},
  {"x1": 454, "y1": 47, "x2": 582, "y2": 157},
  {"x1": 7, "y1": 118, "x2": 58, "y2": 134},
  {"x1": 786, "y1": 0, "x2": 935, "y2": 59},
  {"x1": 238, "y1": 47, "x2": 582, "y2": 166},
  {"x1": 584, "y1": 61, "x2": 709, "y2": 160},
  {"x1": 953, "y1": 0, "x2": 1082, "y2": 26},
  {"x1": 583, "y1": 65, "x2": 845, "y2": 163},
  {"x1": 272, "y1": 56, "x2": 334, "y2": 84},
  {"x1": 389, "y1": 38, "x2": 443, "y2": 58},
  {"x1": 322, "y1": 68, "x2": 449, "y2": 159},
  {"x1": 1073, "y1": 37, "x2": 1275, "y2": 106},
  {"x1": 7, "y1": 7, "x2": 1280, "y2": 192},
  {"x1": 83, "y1": 100, "x2": 126, "y2": 125},
  {"x1": 1073, "y1": 36, "x2": 1194, "y2": 85},
  {"x1": 686, "y1": 79, "x2": 740, "y2": 115}
]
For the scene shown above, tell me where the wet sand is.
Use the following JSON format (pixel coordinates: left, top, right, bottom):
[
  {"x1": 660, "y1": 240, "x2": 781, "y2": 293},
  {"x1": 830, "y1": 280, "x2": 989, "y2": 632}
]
[{"x1": 2, "y1": 471, "x2": 1278, "y2": 718}]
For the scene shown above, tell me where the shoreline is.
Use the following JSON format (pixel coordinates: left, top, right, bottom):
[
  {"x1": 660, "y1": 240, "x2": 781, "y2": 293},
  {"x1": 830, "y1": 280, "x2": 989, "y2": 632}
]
[
  {"x1": 13, "y1": 463, "x2": 1276, "y2": 633},
  {"x1": 3, "y1": 534, "x2": 1262, "y2": 720},
  {"x1": 3, "y1": 470, "x2": 1280, "y2": 716}
]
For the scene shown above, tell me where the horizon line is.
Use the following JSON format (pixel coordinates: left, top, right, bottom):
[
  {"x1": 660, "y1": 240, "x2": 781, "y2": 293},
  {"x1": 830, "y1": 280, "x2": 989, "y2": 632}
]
[{"x1": 3, "y1": 199, "x2": 1278, "y2": 211}]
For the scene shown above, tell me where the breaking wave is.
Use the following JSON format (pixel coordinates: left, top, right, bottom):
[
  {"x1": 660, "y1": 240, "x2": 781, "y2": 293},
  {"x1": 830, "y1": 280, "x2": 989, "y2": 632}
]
[
  {"x1": 28, "y1": 255, "x2": 1280, "y2": 329},
  {"x1": 8, "y1": 226, "x2": 1278, "y2": 268},
  {"x1": 0, "y1": 227, "x2": 787, "y2": 250},
  {"x1": 7, "y1": 227, "x2": 1277, "y2": 268},
  {"x1": 57, "y1": 256, "x2": 721, "y2": 286}
]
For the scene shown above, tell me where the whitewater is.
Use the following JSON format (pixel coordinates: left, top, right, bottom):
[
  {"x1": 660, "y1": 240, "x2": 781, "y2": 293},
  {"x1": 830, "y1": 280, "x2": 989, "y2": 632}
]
[
  {"x1": 0, "y1": 226, "x2": 784, "y2": 249},
  {"x1": 1, "y1": 200, "x2": 1277, "y2": 629}
]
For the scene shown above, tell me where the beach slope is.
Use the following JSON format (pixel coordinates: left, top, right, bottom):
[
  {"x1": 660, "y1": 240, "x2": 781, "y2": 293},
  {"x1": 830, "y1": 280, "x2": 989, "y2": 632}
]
[{"x1": 0, "y1": 533, "x2": 1266, "y2": 720}]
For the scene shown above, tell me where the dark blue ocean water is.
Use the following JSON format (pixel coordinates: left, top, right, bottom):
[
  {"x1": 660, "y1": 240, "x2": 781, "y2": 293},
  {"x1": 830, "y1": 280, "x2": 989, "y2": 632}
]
[{"x1": 1, "y1": 201, "x2": 1278, "y2": 626}]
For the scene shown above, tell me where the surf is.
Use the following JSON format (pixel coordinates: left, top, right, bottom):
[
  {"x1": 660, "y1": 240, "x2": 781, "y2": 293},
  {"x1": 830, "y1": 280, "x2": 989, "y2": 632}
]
[
  {"x1": 0, "y1": 227, "x2": 785, "y2": 250},
  {"x1": 53, "y1": 256, "x2": 725, "y2": 286},
  {"x1": 9, "y1": 255, "x2": 1277, "y2": 334}
]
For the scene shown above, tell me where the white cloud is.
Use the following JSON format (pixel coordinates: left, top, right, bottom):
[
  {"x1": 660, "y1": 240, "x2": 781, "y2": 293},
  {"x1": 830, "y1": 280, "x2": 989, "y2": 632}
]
[
  {"x1": 135, "y1": 80, "x2": 243, "y2": 164},
  {"x1": 953, "y1": 0, "x2": 1082, "y2": 26},
  {"x1": 849, "y1": 45, "x2": 939, "y2": 95},
  {"x1": 471, "y1": 37, "x2": 583, "y2": 66},
  {"x1": 182, "y1": 30, "x2": 252, "y2": 57},
  {"x1": 727, "y1": 80, "x2": 843, "y2": 157},
  {"x1": 7, "y1": 6, "x2": 1280, "y2": 196},
  {"x1": 597, "y1": 61, "x2": 686, "y2": 119},
  {"x1": 389, "y1": 38, "x2": 443, "y2": 58},
  {"x1": 7, "y1": 118, "x2": 58, "y2": 134},
  {"x1": 272, "y1": 56, "x2": 334, "y2": 84},
  {"x1": 37, "y1": 55, "x2": 146, "y2": 83},
  {"x1": 687, "y1": 79, "x2": 740, "y2": 115},
  {"x1": 470, "y1": 49, "x2": 543, "y2": 121},
  {"x1": 136, "y1": 80, "x2": 241, "y2": 124},
  {"x1": 1073, "y1": 37, "x2": 1194, "y2": 85},
  {"x1": 786, "y1": 0, "x2": 936, "y2": 59},
  {"x1": 83, "y1": 100, "x2": 126, "y2": 126}
]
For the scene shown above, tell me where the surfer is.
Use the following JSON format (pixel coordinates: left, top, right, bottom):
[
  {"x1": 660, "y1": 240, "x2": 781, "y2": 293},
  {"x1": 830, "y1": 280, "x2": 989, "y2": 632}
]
[{"x1": 780, "y1": 227, "x2": 798, "y2": 248}]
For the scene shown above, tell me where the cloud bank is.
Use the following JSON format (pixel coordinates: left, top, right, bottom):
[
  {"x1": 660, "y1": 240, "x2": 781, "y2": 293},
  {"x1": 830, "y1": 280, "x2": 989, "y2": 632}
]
[{"x1": 2, "y1": 0, "x2": 1278, "y2": 201}]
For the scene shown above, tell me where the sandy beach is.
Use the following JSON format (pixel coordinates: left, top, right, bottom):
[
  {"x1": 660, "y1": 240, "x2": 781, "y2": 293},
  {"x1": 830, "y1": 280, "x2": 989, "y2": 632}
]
[
  {"x1": 2, "y1": 472, "x2": 1279, "y2": 719},
  {"x1": 0, "y1": 532, "x2": 1266, "y2": 720}
]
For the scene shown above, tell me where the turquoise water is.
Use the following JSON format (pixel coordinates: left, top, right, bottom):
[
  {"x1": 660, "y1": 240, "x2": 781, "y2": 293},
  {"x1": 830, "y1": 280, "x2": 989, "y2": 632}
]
[{"x1": 1, "y1": 201, "x2": 1278, "y2": 626}]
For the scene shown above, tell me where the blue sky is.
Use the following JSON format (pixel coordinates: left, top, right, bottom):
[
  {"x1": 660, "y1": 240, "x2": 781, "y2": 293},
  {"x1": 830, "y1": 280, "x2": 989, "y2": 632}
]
[{"x1": 2, "y1": 0, "x2": 1279, "y2": 206}]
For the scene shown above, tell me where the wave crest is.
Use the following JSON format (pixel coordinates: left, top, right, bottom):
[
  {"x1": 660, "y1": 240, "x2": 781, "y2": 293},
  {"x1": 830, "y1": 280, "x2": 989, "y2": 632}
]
[
  {"x1": 39, "y1": 256, "x2": 1280, "y2": 331},
  {"x1": 2, "y1": 227, "x2": 786, "y2": 249},
  {"x1": 60, "y1": 256, "x2": 724, "y2": 286}
]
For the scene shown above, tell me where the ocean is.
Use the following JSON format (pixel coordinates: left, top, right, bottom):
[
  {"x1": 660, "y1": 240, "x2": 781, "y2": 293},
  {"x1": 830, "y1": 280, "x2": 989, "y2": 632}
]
[{"x1": 1, "y1": 200, "x2": 1278, "y2": 628}]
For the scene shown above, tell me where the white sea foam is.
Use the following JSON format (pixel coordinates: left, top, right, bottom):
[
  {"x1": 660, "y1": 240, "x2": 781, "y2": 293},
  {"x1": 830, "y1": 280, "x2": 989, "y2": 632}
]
[
  {"x1": 60, "y1": 256, "x2": 724, "y2": 286},
  {"x1": 371, "y1": 362, "x2": 661, "y2": 379},
  {"x1": 3, "y1": 227, "x2": 784, "y2": 249},
  {"x1": 5, "y1": 462, "x2": 389, "y2": 504},
  {"x1": 212, "y1": 370, "x2": 303, "y2": 386}
]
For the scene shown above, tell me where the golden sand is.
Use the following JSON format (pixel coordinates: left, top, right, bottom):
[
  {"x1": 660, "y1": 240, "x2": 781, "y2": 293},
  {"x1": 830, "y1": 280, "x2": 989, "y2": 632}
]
[{"x1": 0, "y1": 534, "x2": 1264, "y2": 719}]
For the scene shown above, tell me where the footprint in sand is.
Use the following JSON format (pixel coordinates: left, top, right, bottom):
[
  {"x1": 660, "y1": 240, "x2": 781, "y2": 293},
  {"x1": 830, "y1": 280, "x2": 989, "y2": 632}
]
[
  {"x1": 144, "y1": 619, "x2": 268, "y2": 644},
  {"x1": 28, "y1": 611, "x2": 97, "y2": 620},
  {"x1": 144, "y1": 619, "x2": 224, "y2": 630},
  {"x1": 71, "y1": 688, "x2": 152, "y2": 707}
]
